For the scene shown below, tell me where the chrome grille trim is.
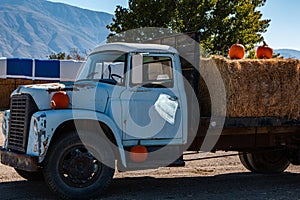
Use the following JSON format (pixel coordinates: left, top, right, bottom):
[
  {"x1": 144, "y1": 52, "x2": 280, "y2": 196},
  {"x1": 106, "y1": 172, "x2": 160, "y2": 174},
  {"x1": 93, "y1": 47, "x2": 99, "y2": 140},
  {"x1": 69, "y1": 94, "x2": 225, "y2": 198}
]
[{"x1": 7, "y1": 94, "x2": 38, "y2": 153}]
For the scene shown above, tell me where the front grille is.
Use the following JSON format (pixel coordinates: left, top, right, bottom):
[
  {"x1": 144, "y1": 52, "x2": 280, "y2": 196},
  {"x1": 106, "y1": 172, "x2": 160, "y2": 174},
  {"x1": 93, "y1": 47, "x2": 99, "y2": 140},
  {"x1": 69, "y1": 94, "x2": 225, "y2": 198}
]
[{"x1": 8, "y1": 94, "x2": 38, "y2": 153}]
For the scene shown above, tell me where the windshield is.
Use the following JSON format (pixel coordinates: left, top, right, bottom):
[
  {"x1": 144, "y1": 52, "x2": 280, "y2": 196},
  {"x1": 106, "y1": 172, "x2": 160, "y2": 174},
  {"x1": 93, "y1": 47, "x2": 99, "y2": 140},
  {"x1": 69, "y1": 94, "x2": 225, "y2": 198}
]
[{"x1": 76, "y1": 51, "x2": 126, "y2": 85}]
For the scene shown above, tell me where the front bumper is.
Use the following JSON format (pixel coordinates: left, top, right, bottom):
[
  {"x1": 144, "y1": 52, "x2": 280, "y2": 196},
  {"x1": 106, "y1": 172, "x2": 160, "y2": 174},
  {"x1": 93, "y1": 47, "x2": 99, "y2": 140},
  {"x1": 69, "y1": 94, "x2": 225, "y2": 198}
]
[{"x1": 0, "y1": 147, "x2": 38, "y2": 172}]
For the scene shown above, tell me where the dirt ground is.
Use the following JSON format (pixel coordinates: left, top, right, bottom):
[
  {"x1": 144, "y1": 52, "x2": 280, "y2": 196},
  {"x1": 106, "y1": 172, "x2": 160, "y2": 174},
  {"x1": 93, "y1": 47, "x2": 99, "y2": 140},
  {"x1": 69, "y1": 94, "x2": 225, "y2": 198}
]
[{"x1": 1, "y1": 111, "x2": 300, "y2": 199}]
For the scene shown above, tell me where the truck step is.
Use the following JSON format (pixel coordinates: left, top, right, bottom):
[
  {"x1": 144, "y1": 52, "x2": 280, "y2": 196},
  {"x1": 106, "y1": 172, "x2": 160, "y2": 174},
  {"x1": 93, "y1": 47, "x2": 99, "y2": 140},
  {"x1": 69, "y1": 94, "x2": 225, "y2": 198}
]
[{"x1": 167, "y1": 157, "x2": 185, "y2": 167}]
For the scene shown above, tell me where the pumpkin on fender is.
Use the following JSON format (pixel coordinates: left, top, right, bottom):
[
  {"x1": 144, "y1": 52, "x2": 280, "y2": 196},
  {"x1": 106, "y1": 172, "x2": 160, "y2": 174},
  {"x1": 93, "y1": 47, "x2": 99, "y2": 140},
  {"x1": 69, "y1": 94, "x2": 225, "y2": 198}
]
[{"x1": 50, "y1": 91, "x2": 70, "y2": 109}]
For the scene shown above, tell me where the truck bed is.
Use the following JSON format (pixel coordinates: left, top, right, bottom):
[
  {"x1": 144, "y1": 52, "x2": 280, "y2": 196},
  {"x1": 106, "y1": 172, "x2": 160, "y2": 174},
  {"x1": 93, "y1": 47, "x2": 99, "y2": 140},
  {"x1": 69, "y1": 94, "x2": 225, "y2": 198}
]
[
  {"x1": 188, "y1": 117, "x2": 300, "y2": 152},
  {"x1": 201, "y1": 117, "x2": 300, "y2": 128}
]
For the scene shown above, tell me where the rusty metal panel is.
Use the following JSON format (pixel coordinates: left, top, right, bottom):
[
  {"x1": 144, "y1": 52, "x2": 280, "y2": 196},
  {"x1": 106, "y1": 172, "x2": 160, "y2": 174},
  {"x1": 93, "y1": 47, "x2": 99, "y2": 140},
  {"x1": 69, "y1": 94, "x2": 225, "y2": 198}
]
[{"x1": 0, "y1": 148, "x2": 38, "y2": 172}]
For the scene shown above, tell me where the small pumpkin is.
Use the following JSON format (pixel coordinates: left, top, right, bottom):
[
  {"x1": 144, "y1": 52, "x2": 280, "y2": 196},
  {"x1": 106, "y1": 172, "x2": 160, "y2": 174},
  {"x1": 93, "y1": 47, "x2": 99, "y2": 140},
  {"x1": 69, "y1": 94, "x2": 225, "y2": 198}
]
[
  {"x1": 129, "y1": 145, "x2": 148, "y2": 163},
  {"x1": 256, "y1": 41, "x2": 273, "y2": 59},
  {"x1": 50, "y1": 91, "x2": 70, "y2": 109},
  {"x1": 229, "y1": 43, "x2": 245, "y2": 59}
]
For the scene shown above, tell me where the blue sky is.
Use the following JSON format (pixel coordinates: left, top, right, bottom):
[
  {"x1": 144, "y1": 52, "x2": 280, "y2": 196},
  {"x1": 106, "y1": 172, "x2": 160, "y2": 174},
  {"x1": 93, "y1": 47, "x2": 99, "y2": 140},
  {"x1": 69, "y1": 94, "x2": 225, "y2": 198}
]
[
  {"x1": 260, "y1": 0, "x2": 300, "y2": 50},
  {"x1": 47, "y1": 0, "x2": 300, "y2": 51}
]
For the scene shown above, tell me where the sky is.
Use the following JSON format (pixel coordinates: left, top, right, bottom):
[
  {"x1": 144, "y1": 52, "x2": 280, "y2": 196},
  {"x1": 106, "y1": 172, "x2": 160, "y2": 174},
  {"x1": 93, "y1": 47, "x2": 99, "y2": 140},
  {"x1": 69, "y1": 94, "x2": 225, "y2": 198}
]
[
  {"x1": 260, "y1": 0, "x2": 300, "y2": 50},
  {"x1": 47, "y1": 0, "x2": 300, "y2": 51}
]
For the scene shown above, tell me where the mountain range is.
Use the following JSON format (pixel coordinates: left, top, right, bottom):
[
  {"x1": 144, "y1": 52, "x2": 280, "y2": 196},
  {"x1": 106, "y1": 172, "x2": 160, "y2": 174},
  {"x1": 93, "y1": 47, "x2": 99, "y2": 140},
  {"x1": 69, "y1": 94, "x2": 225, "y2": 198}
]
[
  {"x1": 0, "y1": 0, "x2": 113, "y2": 58},
  {"x1": 274, "y1": 49, "x2": 300, "y2": 59}
]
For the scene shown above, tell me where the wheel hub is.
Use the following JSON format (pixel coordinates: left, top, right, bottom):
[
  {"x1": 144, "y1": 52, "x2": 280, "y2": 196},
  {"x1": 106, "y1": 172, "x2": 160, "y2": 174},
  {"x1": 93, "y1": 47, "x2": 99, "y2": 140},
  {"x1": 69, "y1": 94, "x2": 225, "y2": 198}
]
[{"x1": 67, "y1": 150, "x2": 96, "y2": 181}]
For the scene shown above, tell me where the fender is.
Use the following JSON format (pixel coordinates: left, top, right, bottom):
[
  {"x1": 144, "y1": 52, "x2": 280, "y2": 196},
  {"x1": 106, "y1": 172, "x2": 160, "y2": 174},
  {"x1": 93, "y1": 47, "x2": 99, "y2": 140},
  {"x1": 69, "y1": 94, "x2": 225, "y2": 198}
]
[{"x1": 27, "y1": 109, "x2": 127, "y2": 167}]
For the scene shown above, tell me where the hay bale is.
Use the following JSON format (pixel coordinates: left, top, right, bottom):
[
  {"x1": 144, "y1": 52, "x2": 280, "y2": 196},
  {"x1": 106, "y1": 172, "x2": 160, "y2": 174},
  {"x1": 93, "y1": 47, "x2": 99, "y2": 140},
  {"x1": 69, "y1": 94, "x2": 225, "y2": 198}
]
[
  {"x1": 15, "y1": 79, "x2": 34, "y2": 86},
  {"x1": 0, "y1": 79, "x2": 55, "y2": 109},
  {"x1": 200, "y1": 56, "x2": 300, "y2": 119},
  {"x1": 0, "y1": 78, "x2": 16, "y2": 86},
  {"x1": 0, "y1": 85, "x2": 16, "y2": 108},
  {"x1": 33, "y1": 80, "x2": 53, "y2": 84}
]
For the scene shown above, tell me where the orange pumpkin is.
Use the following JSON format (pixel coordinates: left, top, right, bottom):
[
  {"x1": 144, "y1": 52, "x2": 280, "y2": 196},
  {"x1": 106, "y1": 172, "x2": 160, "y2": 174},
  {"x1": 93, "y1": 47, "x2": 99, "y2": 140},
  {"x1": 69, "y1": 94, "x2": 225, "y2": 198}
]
[
  {"x1": 256, "y1": 41, "x2": 273, "y2": 59},
  {"x1": 129, "y1": 145, "x2": 148, "y2": 163},
  {"x1": 50, "y1": 91, "x2": 70, "y2": 109},
  {"x1": 229, "y1": 43, "x2": 245, "y2": 59}
]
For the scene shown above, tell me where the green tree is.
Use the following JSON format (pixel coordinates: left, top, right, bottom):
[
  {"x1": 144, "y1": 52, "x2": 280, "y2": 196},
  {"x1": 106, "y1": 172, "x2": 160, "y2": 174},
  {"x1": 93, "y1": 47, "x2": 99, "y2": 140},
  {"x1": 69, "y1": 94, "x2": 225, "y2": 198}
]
[
  {"x1": 107, "y1": 0, "x2": 177, "y2": 42},
  {"x1": 69, "y1": 48, "x2": 85, "y2": 61},
  {"x1": 107, "y1": 0, "x2": 270, "y2": 56},
  {"x1": 48, "y1": 52, "x2": 66, "y2": 60},
  {"x1": 47, "y1": 49, "x2": 87, "y2": 61},
  {"x1": 109, "y1": 0, "x2": 176, "y2": 31}
]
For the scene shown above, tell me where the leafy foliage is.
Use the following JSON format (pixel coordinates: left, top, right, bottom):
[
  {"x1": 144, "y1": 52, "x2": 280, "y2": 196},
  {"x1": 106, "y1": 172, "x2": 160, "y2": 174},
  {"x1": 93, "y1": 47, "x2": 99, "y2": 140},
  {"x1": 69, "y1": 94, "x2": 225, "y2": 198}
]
[
  {"x1": 47, "y1": 49, "x2": 87, "y2": 60},
  {"x1": 107, "y1": 0, "x2": 270, "y2": 56},
  {"x1": 246, "y1": 48, "x2": 257, "y2": 59},
  {"x1": 48, "y1": 52, "x2": 66, "y2": 60}
]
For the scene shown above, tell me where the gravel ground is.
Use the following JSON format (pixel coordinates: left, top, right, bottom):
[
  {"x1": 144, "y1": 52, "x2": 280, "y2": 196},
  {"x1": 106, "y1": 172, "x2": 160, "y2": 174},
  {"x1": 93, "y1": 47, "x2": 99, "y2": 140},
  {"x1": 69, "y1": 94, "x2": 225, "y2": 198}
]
[{"x1": 0, "y1": 111, "x2": 300, "y2": 199}]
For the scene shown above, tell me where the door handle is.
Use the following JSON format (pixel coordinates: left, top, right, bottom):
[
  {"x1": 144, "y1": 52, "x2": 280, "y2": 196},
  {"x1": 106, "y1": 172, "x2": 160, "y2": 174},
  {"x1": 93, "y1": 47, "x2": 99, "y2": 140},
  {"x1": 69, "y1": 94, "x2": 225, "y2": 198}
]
[
  {"x1": 130, "y1": 89, "x2": 151, "y2": 92},
  {"x1": 168, "y1": 96, "x2": 178, "y2": 101}
]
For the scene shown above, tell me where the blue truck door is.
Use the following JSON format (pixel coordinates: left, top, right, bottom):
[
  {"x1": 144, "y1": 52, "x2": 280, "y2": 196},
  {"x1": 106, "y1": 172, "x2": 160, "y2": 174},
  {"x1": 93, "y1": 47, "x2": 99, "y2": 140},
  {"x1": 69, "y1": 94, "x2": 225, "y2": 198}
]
[{"x1": 120, "y1": 53, "x2": 184, "y2": 145}]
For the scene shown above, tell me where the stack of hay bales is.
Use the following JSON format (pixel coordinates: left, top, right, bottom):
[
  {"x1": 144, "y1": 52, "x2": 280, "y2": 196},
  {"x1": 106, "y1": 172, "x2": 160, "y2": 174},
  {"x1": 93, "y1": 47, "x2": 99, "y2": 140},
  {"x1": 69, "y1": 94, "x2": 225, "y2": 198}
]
[
  {"x1": 0, "y1": 79, "x2": 51, "y2": 109},
  {"x1": 0, "y1": 79, "x2": 18, "y2": 109},
  {"x1": 200, "y1": 56, "x2": 300, "y2": 119}
]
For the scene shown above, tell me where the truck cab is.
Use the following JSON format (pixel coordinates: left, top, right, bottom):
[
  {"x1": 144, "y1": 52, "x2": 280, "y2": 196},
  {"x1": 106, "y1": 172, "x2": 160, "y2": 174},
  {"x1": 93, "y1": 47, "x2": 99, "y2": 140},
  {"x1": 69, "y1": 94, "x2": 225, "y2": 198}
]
[{"x1": 1, "y1": 43, "x2": 189, "y2": 199}]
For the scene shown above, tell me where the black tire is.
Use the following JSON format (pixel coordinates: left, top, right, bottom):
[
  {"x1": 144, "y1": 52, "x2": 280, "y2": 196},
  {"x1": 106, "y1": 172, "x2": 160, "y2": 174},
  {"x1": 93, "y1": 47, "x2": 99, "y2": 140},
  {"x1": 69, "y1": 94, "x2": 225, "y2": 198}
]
[
  {"x1": 15, "y1": 168, "x2": 44, "y2": 181},
  {"x1": 43, "y1": 130, "x2": 115, "y2": 199},
  {"x1": 288, "y1": 149, "x2": 300, "y2": 165},
  {"x1": 243, "y1": 149, "x2": 290, "y2": 173},
  {"x1": 238, "y1": 152, "x2": 257, "y2": 172}
]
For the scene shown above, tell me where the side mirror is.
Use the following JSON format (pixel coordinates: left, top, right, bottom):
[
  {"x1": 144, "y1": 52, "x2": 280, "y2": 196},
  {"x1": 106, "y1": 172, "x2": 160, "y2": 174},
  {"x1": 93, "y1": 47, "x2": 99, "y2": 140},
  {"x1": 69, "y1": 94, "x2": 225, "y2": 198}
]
[{"x1": 131, "y1": 53, "x2": 143, "y2": 84}]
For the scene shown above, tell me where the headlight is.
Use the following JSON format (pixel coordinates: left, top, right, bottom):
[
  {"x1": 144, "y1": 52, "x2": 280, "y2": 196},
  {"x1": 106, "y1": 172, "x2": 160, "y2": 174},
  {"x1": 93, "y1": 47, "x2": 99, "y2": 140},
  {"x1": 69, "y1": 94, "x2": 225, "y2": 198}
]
[
  {"x1": 33, "y1": 119, "x2": 38, "y2": 134},
  {"x1": 2, "y1": 117, "x2": 7, "y2": 136},
  {"x1": 2, "y1": 110, "x2": 10, "y2": 137}
]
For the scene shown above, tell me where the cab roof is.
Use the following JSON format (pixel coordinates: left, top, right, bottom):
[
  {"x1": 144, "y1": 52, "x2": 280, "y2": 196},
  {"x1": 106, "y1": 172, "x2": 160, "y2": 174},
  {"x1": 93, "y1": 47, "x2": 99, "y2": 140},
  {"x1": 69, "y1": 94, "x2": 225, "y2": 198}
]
[{"x1": 91, "y1": 42, "x2": 178, "y2": 54}]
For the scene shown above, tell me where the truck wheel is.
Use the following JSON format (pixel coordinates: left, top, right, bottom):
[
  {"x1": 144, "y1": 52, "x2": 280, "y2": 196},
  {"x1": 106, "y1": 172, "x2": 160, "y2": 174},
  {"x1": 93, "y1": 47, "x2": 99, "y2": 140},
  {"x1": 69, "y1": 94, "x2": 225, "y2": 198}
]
[
  {"x1": 43, "y1": 130, "x2": 115, "y2": 199},
  {"x1": 14, "y1": 169, "x2": 44, "y2": 181},
  {"x1": 242, "y1": 149, "x2": 290, "y2": 173},
  {"x1": 238, "y1": 152, "x2": 257, "y2": 172},
  {"x1": 288, "y1": 149, "x2": 300, "y2": 165}
]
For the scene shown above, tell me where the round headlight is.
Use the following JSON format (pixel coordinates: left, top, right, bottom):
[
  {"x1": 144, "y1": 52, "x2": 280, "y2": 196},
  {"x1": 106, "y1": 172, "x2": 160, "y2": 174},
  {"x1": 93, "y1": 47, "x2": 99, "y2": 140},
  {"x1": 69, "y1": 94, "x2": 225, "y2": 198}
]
[
  {"x1": 2, "y1": 118, "x2": 7, "y2": 135},
  {"x1": 33, "y1": 120, "x2": 38, "y2": 134}
]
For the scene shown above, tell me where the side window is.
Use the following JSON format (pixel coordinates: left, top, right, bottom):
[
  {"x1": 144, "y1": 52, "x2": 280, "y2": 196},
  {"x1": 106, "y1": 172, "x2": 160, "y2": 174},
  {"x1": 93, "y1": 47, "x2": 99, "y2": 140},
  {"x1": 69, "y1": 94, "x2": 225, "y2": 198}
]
[{"x1": 131, "y1": 56, "x2": 174, "y2": 88}]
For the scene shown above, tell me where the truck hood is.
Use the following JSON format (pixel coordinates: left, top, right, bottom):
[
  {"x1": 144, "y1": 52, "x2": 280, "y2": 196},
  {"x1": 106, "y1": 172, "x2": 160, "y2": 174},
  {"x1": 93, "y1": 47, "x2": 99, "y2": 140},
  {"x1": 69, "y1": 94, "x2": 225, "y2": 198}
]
[{"x1": 14, "y1": 82, "x2": 109, "y2": 113}]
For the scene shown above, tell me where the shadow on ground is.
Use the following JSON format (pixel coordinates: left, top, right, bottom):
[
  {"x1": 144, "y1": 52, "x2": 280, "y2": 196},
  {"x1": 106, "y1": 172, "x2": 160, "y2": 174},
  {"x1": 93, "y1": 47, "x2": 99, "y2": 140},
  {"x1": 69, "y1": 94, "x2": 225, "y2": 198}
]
[
  {"x1": 102, "y1": 172, "x2": 300, "y2": 200},
  {"x1": 1, "y1": 172, "x2": 300, "y2": 199}
]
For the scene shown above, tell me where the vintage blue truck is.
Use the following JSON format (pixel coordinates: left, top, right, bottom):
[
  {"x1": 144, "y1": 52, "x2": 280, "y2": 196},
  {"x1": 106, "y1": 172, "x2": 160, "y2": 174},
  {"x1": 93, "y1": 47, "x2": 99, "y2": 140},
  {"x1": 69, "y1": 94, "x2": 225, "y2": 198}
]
[{"x1": 1, "y1": 42, "x2": 300, "y2": 199}]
